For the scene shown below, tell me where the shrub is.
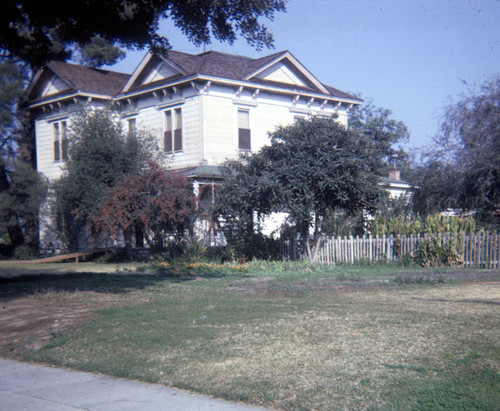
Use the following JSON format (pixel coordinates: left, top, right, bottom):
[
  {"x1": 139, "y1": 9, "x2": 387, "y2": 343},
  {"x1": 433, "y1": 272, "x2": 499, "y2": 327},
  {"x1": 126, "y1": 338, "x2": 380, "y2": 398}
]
[{"x1": 412, "y1": 236, "x2": 463, "y2": 267}]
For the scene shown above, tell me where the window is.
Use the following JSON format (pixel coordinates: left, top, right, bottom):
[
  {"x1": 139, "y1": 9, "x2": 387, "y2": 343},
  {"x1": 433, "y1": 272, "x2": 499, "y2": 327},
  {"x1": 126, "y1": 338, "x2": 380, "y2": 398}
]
[
  {"x1": 127, "y1": 118, "x2": 137, "y2": 135},
  {"x1": 238, "y1": 109, "x2": 251, "y2": 151},
  {"x1": 164, "y1": 108, "x2": 182, "y2": 152},
  {"x1": 53, "y1": 120, "x2": 68, "y2": 162}
]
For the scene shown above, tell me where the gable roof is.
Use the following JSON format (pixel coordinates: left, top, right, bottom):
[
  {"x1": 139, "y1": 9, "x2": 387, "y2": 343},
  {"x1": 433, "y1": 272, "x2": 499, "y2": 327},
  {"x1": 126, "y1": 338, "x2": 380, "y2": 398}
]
[
  {"x1": 122, "y1": 50, "x2": 360, "y2": 102},
  {"x1": 27, "y1": 61, "x2": 130, "y2": 103}
]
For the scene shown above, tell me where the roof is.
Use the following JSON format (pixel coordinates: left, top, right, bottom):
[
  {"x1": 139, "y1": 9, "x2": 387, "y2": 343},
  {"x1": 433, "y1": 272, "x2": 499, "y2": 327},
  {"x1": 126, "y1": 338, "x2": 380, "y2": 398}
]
[
  {"x1": 124, "y1": 50, "x2": 361, "y2": 101},
  {"x1": 46, "y1": 61, "x2": 130, "y2": 96},
  {"x1": 177, "y1": 165, "x2": 223, "y2": 179},
  {"x1": 27, "y1": 61, "x2": 130, "y2": 103},
  {"x1": 27, "y1": 49, "x2": 361, "y2": 105}
]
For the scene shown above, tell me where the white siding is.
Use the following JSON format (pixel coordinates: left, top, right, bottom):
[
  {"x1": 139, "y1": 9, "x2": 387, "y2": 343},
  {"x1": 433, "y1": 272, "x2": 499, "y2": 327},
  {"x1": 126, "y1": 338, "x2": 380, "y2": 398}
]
[
  {"x1": 199, "y1": 84, "x2": 348, "y2": 166},
  {"x1": 35, "y1": 116, "x2": 67, "y2": 181},
  {"x1": 130, "y1": 89, "x2": 202, "y2": 170}
]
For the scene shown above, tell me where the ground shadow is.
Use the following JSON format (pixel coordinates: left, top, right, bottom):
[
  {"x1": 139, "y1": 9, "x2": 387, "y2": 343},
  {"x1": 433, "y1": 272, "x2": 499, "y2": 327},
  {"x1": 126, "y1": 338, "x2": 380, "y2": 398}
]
[{"x1": 0, "y1": 272, "x2": 185, "y2": 302}]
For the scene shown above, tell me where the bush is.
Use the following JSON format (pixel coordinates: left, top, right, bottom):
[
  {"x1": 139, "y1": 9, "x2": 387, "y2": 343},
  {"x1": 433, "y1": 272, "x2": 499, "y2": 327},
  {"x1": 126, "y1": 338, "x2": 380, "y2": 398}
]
[{"x1": 412, "y1": 236, "x2": 463, "y2": 268}]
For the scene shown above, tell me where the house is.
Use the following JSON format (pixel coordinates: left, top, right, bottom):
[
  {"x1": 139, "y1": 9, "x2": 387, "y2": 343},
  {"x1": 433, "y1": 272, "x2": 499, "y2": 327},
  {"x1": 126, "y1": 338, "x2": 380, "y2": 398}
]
[{"x1": 26, "y1": 49, "x2": 408, "y2": 250}]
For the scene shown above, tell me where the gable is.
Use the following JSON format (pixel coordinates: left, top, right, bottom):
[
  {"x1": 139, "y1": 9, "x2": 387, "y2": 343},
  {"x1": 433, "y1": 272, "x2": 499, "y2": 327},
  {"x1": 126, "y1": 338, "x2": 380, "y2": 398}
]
[
  {"x1": 244, "y1": 52, "x2": 329, "y2": 94},
  {"x1": 40, "y1": 75, "x2": 71, "y2": 97},
  {"x1": 122, "y1": 52, "x2": 187, "y2": 93},
  {"x1": 254, "y1": 61, "x2": 311, "y2": 88},
  {"x1": 141, "y1": 61, "x2": 180, "y2": 85}
]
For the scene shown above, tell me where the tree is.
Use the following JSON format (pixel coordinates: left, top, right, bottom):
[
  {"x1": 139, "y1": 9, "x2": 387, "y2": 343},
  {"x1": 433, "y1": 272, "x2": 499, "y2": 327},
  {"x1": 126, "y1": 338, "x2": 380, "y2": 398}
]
[
  {"x1": 1, "y1": 0, "x2": 287, "y2": 69},
  {"x1": 0, "y1": 159, "x2": 47, "y2": 254},
  {"x1": 348, "y1": 98, "x2": 410, "y2": 176},
  {"x1": 91, "y1": 162, "x2": 198, "y2": 253},
  {"x1": 0, "y1": 59, "x2": 45, "y2": 254},
  {"x1": 407, "y1": 160, "x2": 462, "y2": 217},
  {"x1": 216, "y1": 117, "x2": 384, "y2": 261},
  {"x1": 410, "y1": 76, "x2": 500, "y2": 227},
  {"x1": 53, "y1": 108, "x2": 160, "y2": 250},
  {"x1": 75, "y1": 35, "x2": 126, "y2": 68}
]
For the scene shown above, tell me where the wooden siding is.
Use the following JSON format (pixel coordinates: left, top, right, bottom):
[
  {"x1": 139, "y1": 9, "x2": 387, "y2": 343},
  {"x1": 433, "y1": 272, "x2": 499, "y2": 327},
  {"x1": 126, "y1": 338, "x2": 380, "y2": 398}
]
[
  {"x1": 131, "y1": 92, "x2": 203, "y2": 170},
  {"x1": 35, "y1": 116, "x2": 67, "y2": 180},
  {"x1": 34, "y1": 81, "x2": 351, "y2": 182}
]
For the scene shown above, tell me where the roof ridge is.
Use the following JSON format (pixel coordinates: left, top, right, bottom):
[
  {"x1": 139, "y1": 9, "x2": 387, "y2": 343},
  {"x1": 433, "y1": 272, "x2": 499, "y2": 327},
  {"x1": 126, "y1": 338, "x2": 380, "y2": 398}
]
[{"x1": 47, "y1": 60, "x2": 130, "y2": 76}]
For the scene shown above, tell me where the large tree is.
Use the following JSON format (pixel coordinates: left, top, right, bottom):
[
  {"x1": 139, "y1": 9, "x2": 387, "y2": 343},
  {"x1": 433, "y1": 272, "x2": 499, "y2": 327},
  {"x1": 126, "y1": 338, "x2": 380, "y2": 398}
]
[
  {"x1": 53, "y1": 108, "x2": 160, "y2": 251},
  {"x1": 1, "y1": 0, "x2": 287, "y2": 69},
  {"x1": 410, "y1": 76, "x2": 500, "y2": 227},
  {"x1": 0, "y1": 59, "x2": 46, "y2": 254},
  {"x1": 216, "y1": 117, "x2": 384, "y2": 261}
]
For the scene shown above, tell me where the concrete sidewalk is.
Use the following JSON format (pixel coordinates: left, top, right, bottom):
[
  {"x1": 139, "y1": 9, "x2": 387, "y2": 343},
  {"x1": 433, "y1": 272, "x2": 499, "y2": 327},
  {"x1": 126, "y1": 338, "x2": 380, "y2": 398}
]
[{"x1": 0, "y1": 359, "x2": 269, "y2": 410}]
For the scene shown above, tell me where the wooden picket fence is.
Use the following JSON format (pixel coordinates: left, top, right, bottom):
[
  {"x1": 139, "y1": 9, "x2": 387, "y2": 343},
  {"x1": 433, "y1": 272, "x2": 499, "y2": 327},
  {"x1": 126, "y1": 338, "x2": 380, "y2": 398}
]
[{"x1": 280, "y1": 232, "x2": 500, "y2": 268}]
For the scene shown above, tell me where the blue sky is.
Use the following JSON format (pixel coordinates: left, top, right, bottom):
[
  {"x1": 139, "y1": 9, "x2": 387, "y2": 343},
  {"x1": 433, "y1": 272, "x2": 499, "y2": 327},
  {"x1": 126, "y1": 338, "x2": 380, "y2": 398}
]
[{"x1": 107, "y1": 0, "x2": 500, "y2": 151}]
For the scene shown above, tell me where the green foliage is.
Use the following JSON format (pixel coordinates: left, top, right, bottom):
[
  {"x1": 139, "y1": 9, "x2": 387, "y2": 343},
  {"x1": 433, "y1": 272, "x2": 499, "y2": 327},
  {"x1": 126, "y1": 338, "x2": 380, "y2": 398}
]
[
  {"x1": 1, "y1": 0, "x2": 287, "y2": 68},
  {"x1": 410, "y1": 76, "x2": 500, "y2": 229},
  {"x1": 53, "y1": 108, "x2": 159, "y2": 251},
  {"x1": 77, "y1": 35, "x2": 125, "y2": 68},
  {"x1": 371, "y1": 213, "x2": 478, "y2": 236},
  {"x1": 217, "y1": 117, "x2": 384, "y2": 261},
  {"x1": 147, "y1": 238, "x2": 250, "y2": 277},
  {"x1": 0, "y1": 159, "x2": 47, "y2": 253},
  {"x1": 348, "y1": 98, "x2": 410, "y2": 176},
  {"x1": 0, "y1": 61, "x2": 25, "y2": 147},
  {"x1": 412, "y1": 236, "x2": 463, "y2": 268}
]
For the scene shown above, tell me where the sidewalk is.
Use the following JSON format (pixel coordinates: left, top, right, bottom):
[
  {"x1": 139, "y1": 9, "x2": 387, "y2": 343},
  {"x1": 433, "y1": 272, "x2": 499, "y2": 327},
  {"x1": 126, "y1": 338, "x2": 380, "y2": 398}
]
[{"x1": 0, "y1": 359, "x2": 270, "y2": 410}]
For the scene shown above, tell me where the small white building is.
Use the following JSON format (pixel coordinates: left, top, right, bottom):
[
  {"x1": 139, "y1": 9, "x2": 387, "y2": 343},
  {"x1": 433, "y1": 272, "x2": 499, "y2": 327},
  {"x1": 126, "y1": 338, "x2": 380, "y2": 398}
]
[{"x1": 26, "y1": 49, "x2": 409, "y2": 250}]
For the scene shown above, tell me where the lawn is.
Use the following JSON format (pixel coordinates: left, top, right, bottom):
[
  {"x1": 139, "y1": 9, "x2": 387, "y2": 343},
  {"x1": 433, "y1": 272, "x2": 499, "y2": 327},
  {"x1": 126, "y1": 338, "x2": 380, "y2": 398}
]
[{"x1": 1, "y1": 261, "x2": 499, "y2": 410}]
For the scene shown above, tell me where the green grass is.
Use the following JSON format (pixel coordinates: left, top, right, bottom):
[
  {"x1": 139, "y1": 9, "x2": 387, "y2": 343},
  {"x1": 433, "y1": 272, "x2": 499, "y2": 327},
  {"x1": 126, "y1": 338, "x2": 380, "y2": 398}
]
[{"x1": 1, "y1": 261, "x2": 499, "y2": 410}]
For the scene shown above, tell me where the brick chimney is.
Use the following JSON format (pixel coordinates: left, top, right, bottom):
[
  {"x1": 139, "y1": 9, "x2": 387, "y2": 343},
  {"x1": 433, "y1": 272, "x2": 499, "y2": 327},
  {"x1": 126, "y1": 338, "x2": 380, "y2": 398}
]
[
  {"x1": 388, "y1": 168, "x2": 400, "y2": 181},
  {"x1": 388, "y1": 152, "x2": 400, "y2": 180}
]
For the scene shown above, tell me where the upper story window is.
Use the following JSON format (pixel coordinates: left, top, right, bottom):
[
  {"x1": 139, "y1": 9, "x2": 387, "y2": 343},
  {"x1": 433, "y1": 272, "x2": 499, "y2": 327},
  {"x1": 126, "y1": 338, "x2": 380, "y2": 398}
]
[
  {"x1": 164, "y1": 108, "x2": 182, "y2": 153},
  {"x1": 53, "y1": 120, "x2": 68, "y2": 162},
  {"x1": 238, "y1": 109, "x2": 251, "y2": 151}
]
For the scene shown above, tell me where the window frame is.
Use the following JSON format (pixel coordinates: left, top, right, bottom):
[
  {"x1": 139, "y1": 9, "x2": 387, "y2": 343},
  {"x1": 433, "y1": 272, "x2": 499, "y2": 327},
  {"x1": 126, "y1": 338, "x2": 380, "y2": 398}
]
[
  {"x1": 237, "y1": 109, "x2": 251, "y2": 151},
  {"x1": 53, "y1": 119, "x2": 68, "y2": 162},
  {"x1": 164, "y1": 107, "x2": 183, "y2": 153}
]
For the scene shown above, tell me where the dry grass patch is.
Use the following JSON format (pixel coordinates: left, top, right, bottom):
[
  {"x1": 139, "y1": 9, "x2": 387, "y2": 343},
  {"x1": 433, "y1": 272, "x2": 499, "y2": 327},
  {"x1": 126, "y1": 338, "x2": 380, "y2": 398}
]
[{"x1": 2, "y1": 267, "x2": 499, "y2": 410}]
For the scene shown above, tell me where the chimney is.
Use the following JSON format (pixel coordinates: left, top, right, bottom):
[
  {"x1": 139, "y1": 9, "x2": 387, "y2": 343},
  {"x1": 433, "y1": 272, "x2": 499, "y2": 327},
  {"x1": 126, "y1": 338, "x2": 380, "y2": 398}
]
[
  {"x1": 388, "y1": 152, "x2": 400, "y2": 180},
  {"x1": 388, "y1": 168, "x2": 400, "y2": 181}
]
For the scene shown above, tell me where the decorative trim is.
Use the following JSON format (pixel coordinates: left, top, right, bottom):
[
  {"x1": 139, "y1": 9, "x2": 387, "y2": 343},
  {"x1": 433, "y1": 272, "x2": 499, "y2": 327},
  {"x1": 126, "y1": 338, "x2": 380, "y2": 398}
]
[
  {"x1": 232, "y1": 99, "x2": 258, "y2": 107},
  {"x1": 156, "y1": 98, "x2": 186, "y2": 110},
  {"x1": 46, "y1": 114, "x2": 68, "y2": 123},
  {"x1": 121, "y1": 111, "x2": 139, "y2": 119}
]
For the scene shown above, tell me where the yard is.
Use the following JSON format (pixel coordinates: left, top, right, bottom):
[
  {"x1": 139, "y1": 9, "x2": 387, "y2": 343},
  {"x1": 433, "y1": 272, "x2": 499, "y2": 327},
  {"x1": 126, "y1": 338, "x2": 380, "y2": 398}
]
[{"x1": 0, "y1": 261, "x2": 499, "y2": 410}]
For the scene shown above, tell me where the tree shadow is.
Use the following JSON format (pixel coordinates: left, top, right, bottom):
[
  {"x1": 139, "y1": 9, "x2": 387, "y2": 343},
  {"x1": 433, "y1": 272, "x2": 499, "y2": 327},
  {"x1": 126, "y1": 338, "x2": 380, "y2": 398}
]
[{"x1": 0, "y1": 272, "x2": 186, "y2": 301}]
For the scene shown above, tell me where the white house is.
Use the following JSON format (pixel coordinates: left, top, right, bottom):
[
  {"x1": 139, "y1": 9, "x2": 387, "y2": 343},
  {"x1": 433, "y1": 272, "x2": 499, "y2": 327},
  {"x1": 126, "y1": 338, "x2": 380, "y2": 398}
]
[{"x1": 26, "y1": 49, "x2": 409, "y2": 250}]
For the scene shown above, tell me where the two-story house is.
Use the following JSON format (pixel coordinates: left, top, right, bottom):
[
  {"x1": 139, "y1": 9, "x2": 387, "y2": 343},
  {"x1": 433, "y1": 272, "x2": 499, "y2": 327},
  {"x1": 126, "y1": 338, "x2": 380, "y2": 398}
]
[{"x1": 27, "y1": 49, "x2": 409, "y2": 250}]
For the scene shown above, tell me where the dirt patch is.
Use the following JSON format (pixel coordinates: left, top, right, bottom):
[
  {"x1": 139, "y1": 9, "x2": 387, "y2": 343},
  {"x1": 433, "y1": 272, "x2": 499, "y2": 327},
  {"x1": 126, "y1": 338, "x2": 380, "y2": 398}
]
[{"x1": 0, "y1": 290, "x2": 147, "y2": 357}]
